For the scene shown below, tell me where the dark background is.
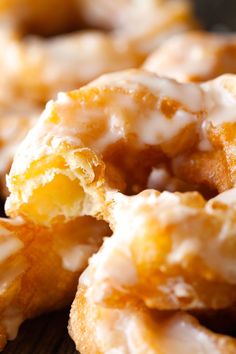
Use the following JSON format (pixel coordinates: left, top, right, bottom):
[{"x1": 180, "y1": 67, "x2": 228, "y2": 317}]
[
  {"x1": 3, "y1": 0, "x2": 236, "y2": 353},
  {"x1": 192, "y1": 0, "x2": 236, "y2": 32}
]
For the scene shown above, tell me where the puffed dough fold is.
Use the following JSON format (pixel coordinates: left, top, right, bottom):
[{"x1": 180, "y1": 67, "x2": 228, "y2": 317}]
[{"x1": 0, "y1": 216, "x2": 109, "y2": 349}]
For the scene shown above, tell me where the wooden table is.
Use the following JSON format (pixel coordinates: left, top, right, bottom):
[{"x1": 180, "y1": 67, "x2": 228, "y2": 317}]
[{"x1": 4, "y1": 309, "x2": 77, "y2": 354}]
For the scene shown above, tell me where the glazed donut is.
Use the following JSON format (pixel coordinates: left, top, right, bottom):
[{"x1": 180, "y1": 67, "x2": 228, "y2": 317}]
[
  {"x1": 143, "y1": 31, "x2": 236, "y2": 83},
  {"x1": 0, "y1": 25, "x2": 141, "y2": 190},
  {"x1": 69, "y1": 278, "x2": 236, "y2": 354},
  {"x1": 0, "y1": 215, "x2": 109, "y2": 349},
  {"x1": 5, "y1": 70, "x2": 236, "y2": 225},
  {"x1": 0, "y1": 0, "x2": 194, "y2": 181},
  {"x1": 68, "y1": 189, "x2": 236, "y2": 353},
  {"x1": 0, "y1": 0, "x2": 197, "y2": 183},
  {"x1": 0, "y1": 0, "x2": 197, "y2": 184},
  {"x1": 79, "y1": 0, "x2": 198, "y2": 56},
  {"x1": 80, "y1": 189, "x2": 236, "y2": 311}
]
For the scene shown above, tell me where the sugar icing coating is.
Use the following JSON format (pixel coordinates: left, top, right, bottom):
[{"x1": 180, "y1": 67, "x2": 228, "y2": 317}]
[{"x1": 6, "y1": 70, "x2": 236, "y2": 226}]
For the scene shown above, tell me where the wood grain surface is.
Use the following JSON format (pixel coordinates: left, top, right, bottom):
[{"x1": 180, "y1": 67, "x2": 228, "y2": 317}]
[
  {"x1": 2, "y1": 0, "x2": 236, "y2": 353},
  {"x1": 3, "y1": 309, "x2": 77, "y2": 354}
]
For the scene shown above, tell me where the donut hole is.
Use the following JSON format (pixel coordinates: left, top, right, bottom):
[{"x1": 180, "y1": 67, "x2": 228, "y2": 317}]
[
  {"x1": 103, "y1": 140, "x2": 218, "y2": 200},
  {"x1": 103, "y1": 144, "x2": 167, "y2": 196},
  {"x1": 146, "y1": 164, "x2": 218, "y2": 199}
]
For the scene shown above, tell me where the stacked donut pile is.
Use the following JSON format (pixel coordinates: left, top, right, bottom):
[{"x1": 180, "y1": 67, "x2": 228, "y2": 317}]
[{"x1": 2, "y1": 1, "x2": 236, "y2": 353}]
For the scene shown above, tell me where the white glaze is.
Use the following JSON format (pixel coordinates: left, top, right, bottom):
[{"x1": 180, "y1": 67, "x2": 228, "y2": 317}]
[
  {"x1": 88, "y1": 70, "x2": 202, "y2": 151},
  {"x1": 167, "y1": 239, "x2": 201, "y2": 264},
  {"x1": 0, "y1": 233, "x2": 23, "y2": 263},
  {"x1": 202, "y1": 75, "x2": 236, "y2": 125},
  {"x1": 1, "y1": 308, "x2": 23, "y2": 340},
  {"x1": 157, "y1": 313, "x2": 222, "y2": 354},
  {"x1": 95, "y1": 307, "x2": 157, "y2": 354},
  {"x1": 91, "y1": 293, "x2": 223, "y2": 354},
  {"x1": 195, "y1": 75, "x2": 236, "y2": 151},
  {"x1": 85, "y1": 235, "x2": 138, "y2": 303},
  {"x1": 59, "y1": 244, "x2": 97, "y2": 272},
  {"x1": 144, "y1": 109, "x2": 196, "y2": 145},
  {"x1": 0, "y1": 265, "x2": 25, "y2": 295},
  {"x1": 92, "y1": 70, "x2": 204, "y2": 112},
  {"x1": 210, "y1": 188, "x2": 236, "y2": 206},
  {"x1": 147, "y1": 167, "x2": 169, "y2": 190}
]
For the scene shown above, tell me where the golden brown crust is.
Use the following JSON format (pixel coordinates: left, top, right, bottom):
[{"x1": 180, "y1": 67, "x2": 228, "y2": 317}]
[
  {"x1": 69, "y1": 284, "x2": 236, "y2": 354},
  {"x1": 0, "y1": 216, "x2": 109, "y2": 348}
]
